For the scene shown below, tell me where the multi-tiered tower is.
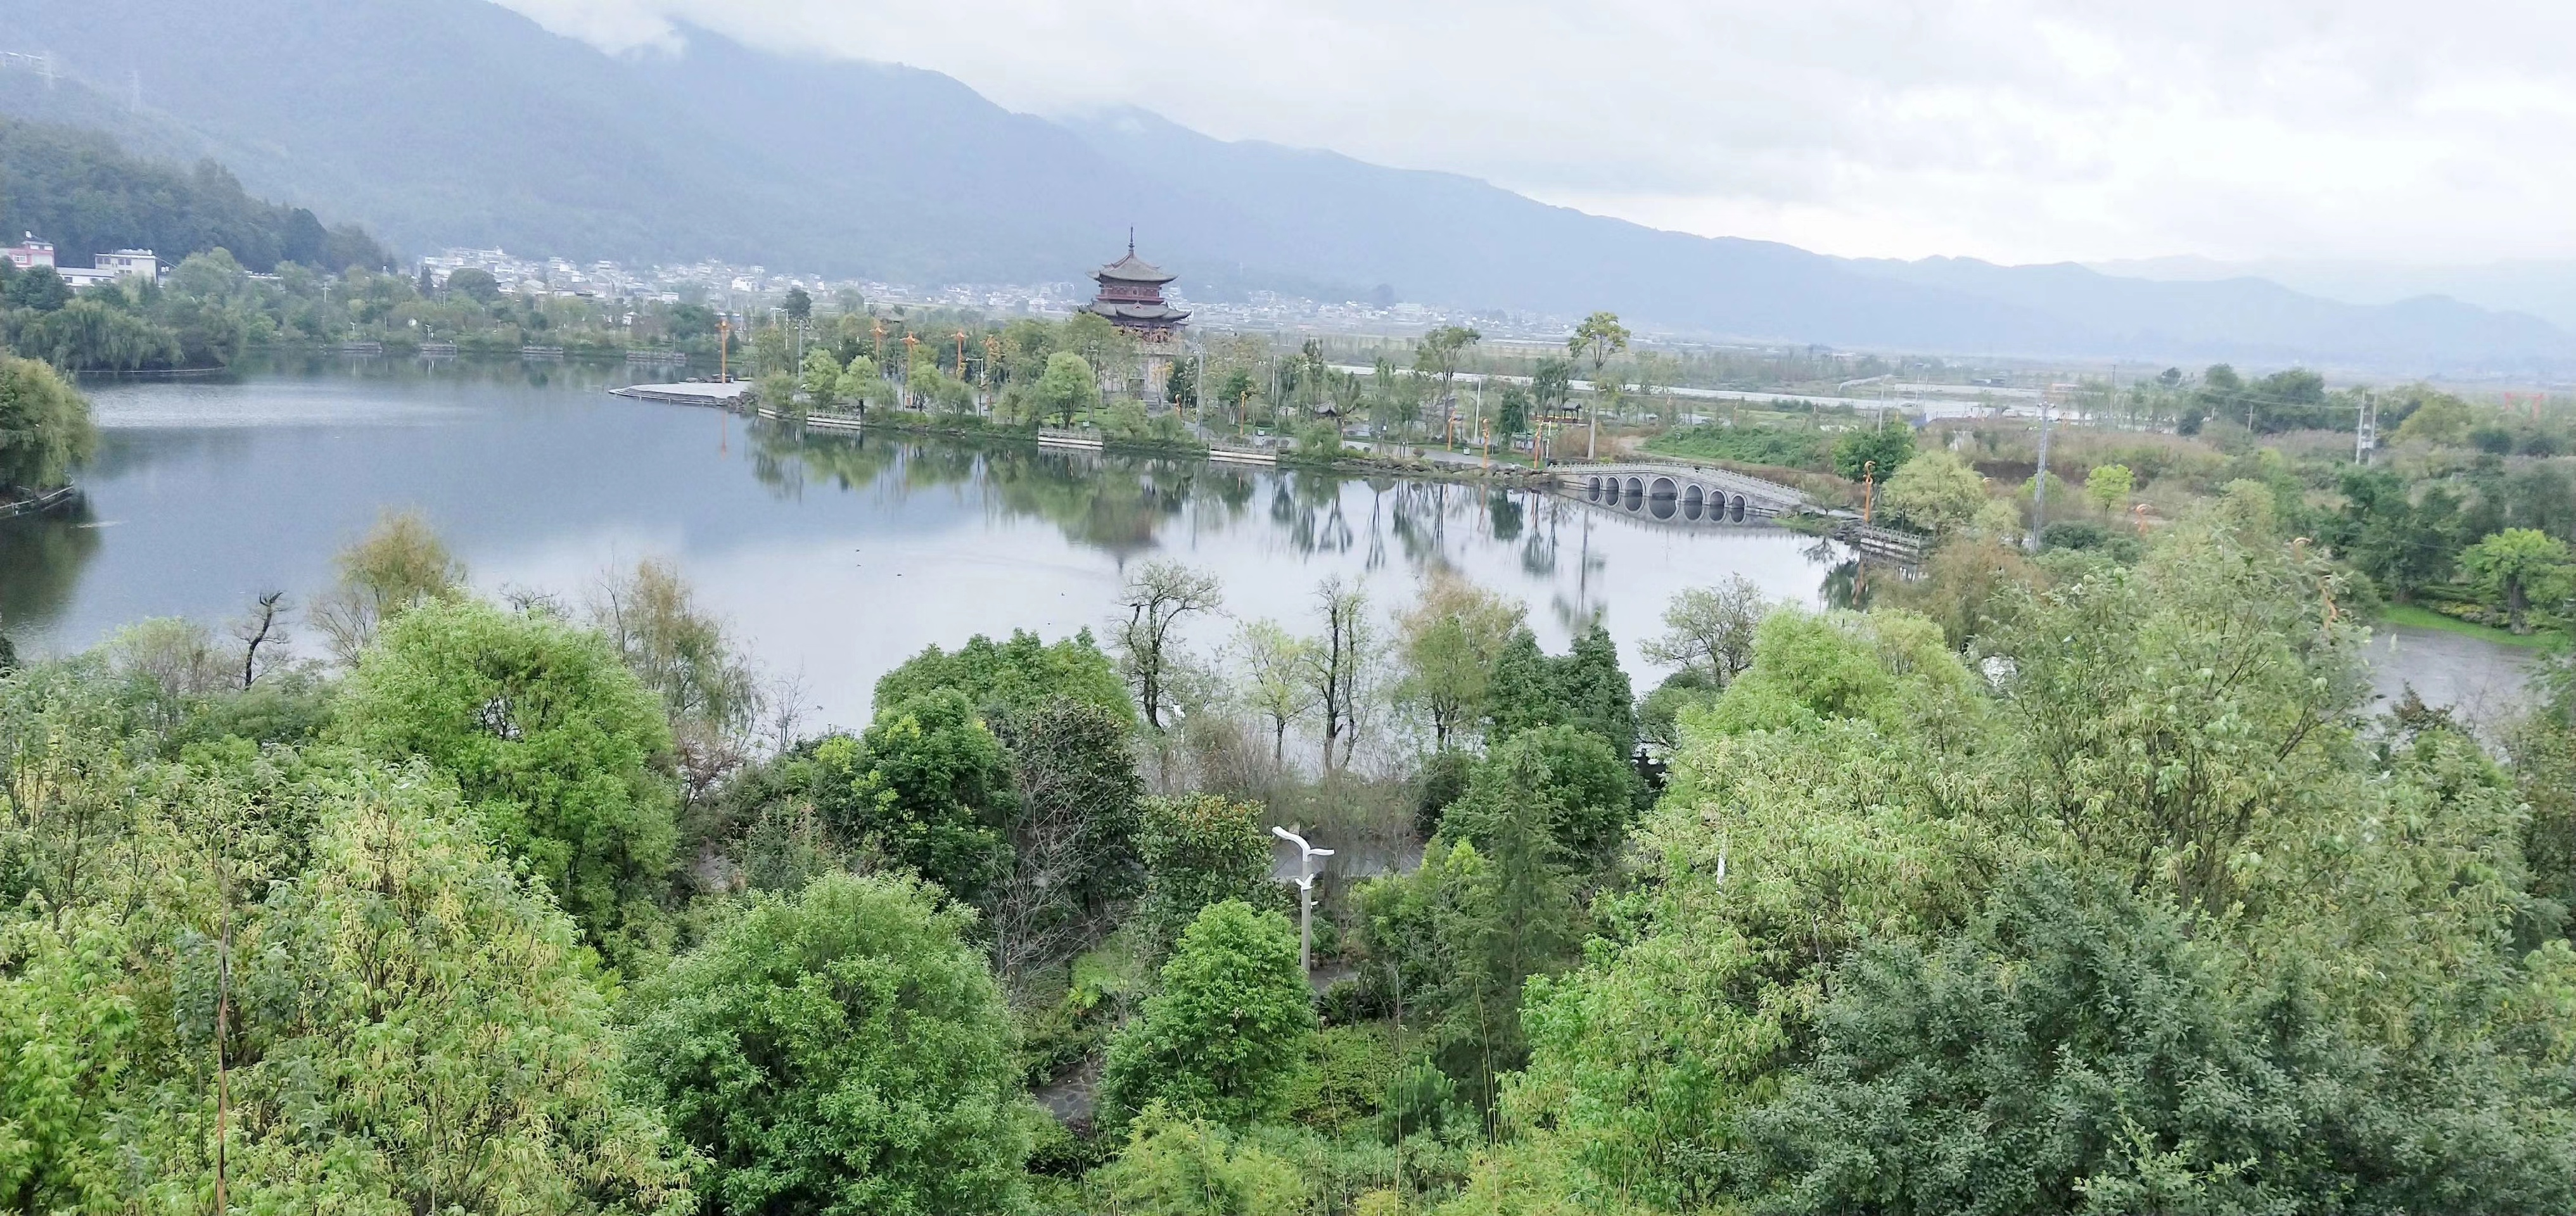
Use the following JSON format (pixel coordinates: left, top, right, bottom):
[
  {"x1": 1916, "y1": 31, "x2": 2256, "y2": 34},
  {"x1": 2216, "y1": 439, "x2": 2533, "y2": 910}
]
[{"x1": 1084, "y1": 233, "x2": 1189, "y2": 399}]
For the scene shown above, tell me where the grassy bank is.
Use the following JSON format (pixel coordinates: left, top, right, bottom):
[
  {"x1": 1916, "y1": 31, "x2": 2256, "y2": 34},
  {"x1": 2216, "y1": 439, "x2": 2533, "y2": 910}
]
[{"x1": 2376, "y1": 603, "x2": 2566, "y2": 651}]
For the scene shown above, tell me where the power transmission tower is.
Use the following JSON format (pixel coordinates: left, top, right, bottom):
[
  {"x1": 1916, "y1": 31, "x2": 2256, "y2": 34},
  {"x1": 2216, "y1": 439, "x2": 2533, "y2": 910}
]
[{"x1": 2355, "y1": 392, "x2": 2376, "y2": 466}]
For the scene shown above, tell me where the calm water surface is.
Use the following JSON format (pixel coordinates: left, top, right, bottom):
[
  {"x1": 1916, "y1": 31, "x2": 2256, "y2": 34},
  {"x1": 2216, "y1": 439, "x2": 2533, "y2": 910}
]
[{"x1": 4, "y1": 359, "x2": 1849, "y2": 728}]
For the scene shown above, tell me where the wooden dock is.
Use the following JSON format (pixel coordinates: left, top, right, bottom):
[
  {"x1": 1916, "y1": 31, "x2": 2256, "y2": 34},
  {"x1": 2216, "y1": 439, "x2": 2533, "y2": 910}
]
[
  {"x1": 1036, "y1": 428, "x2": 1105, "y2": 451},
  {"x1": 0, "y1": 483, "x2": 78, "y2": 521},
  {"x1": 1208, "y1": 442, "x2": 1278, "y2": 466},
  {"x1": 613, "y1": 381, "x2": 754, "y2": 407}
]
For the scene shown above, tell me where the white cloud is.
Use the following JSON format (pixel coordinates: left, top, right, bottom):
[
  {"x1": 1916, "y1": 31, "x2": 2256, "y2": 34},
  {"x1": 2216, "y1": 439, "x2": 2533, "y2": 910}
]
[{"x1": 488, "y1": 0, "x2": 2576, "y2": 264}]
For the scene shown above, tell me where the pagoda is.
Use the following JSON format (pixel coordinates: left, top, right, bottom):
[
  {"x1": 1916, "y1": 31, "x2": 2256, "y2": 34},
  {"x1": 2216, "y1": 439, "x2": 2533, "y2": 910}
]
[{"x1": 1085, "y1": 232, "x2": 1190, "y2": 398}]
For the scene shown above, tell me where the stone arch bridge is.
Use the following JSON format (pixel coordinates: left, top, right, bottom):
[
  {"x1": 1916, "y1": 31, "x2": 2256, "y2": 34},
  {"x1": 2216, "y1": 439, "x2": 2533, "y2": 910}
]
[{"x1": 1554, "y1": 461, "x2": 1811, "y2": 524}]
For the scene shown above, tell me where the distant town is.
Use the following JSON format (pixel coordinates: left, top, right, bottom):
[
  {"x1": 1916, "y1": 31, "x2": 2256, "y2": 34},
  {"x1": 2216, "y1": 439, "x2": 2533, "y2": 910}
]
[{"x1": 408, "y1": 244, "x2": 1583, "y2": 343}]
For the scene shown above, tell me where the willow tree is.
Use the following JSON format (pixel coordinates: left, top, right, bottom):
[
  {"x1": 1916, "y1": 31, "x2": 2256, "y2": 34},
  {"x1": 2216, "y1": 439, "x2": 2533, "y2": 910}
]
[{"x1": 0, "y1": 355, "x2": 95, "y2": 498}]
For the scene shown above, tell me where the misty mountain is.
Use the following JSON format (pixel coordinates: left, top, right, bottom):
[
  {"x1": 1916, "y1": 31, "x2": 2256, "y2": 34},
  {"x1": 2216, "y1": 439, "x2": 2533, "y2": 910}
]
[
  {"x1": 3, "y1": 0, "x2": 2566, "y2": 371},
  {"x1": 2089, "y1": 256, "x2": 2576, "y2": 334}
]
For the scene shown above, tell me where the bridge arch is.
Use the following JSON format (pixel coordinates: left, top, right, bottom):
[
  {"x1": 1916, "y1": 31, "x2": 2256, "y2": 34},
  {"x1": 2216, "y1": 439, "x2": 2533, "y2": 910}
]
[{"x1": 1553, "y1": 462, "x2": 1809, "y2": 525}]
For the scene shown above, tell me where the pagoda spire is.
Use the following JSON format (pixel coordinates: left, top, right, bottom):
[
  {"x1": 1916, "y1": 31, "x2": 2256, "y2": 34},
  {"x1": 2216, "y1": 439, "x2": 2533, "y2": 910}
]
[{"x1": 1127, "y1": 226, "x2": 1135, "y2": 255}]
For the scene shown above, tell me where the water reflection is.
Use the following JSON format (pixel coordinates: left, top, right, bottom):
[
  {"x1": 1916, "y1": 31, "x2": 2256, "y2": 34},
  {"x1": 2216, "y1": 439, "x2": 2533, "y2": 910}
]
[
  {"x1": 5, "y1": 365, "x2": 1844, "y2": 726},
  {"x1": 0, "y1": 498, "x2": 101, "y2": 636}
]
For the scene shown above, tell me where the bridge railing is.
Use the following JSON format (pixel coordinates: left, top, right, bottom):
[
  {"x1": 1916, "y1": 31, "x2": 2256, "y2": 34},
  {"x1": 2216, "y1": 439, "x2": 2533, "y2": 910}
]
[{"x1": 1553, "y1": 458, "x2": 1812, "y2": 507}]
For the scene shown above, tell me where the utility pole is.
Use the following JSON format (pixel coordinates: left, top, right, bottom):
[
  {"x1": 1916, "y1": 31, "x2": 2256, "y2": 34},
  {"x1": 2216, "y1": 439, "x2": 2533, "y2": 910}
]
[
  {"x1": 2029, "y1": 393, "x2": 2053, "y2": 552},
  {"x1": 1272, "y1": 826, "x2": 1334, "y2": 973}
]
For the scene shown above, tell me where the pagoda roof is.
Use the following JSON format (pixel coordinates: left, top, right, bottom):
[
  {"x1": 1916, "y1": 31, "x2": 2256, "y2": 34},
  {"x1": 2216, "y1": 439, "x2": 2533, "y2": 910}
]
[
  {"x1": 1094, "y1": 250, "x2": 1176, "y2": 284},
  {"x1": 1087, "y1": 300, "x2": 1191, "y2": 323}
]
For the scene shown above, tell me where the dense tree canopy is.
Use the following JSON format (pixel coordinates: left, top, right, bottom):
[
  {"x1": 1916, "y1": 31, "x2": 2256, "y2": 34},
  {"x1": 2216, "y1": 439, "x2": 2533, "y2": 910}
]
[
  {"x1": 875, "y1": 629, "x2": 1133, "y2": 728},
  {"x1": 10, "y1": 421, "x2": 2576, "y2": 1216},
  {"x1": 336, "y1": 597, "x2": 679, "y2": 965},
  {"x1": 1098, "y1": 901, "x2": 1318, "y2": 1135},
  {"x1": 622, "y1": 871, "x2": 1030, "y2": 1216},
  {"x1": 0, "y1": 355, "x2": 95, "y2": 495}
]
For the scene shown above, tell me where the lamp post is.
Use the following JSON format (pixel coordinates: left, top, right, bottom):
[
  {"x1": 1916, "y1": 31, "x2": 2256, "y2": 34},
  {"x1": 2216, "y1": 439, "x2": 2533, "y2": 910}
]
[{"x1": 1272, "y1": 826, "x2": 1334, "y2": 973}]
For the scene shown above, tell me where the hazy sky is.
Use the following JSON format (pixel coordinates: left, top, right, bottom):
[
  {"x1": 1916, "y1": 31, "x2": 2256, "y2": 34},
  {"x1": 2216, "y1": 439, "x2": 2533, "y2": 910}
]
[{"x1": 497, "y1": 0, "x2": 2576, "y2": 267}]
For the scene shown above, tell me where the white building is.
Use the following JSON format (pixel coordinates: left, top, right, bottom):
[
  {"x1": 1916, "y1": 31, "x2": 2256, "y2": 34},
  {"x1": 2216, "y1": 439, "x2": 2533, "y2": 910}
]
[
  {"x1": 94, "y1": 250, "x2": 160, "y2": 284},
  {"x1": 51, "y1": 248, "x2": 162, "y2": 291}
]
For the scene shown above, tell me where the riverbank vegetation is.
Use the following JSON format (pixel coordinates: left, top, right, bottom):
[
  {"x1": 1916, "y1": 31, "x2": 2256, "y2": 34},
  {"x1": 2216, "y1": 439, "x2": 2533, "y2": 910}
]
[
  {"x1": 0, "y1": 356, "x2": 95, "y2": 507},
  {"x1": 10, "y1": 342, "x2": 2576, "y2": 1213}
]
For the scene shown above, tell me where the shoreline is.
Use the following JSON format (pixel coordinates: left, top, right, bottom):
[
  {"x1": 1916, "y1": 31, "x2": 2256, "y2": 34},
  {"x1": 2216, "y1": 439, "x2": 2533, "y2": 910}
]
[{"x1": 754, "y1": 407, "x2": 1562, "y2": 488}]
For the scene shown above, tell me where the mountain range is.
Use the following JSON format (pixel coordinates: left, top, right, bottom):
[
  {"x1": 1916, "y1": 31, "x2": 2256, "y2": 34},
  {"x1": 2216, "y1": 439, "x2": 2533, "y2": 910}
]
[{"x1": 3, "y1": 0, "x2": 2567, "y2": 374}]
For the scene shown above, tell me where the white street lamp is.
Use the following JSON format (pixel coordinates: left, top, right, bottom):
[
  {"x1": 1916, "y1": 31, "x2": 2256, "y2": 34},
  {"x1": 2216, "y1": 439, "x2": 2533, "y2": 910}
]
[{"x1": 1272, "y1": 826, "x2": 1334, "y2": 974}]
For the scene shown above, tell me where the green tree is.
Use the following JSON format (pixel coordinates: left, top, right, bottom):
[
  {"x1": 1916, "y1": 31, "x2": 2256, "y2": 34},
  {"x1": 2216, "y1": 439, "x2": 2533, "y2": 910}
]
[
  {"x1": 781, "y1": 286, "x2": 812, "y2": 322},
  {"x1": 443, "y1": 267, "x2": 500, "y2": 303},
  {"x1": 2394, "y1": 391, "x2": 2477, "y2": 446},
  {"x1": 1495, "y1": 383, "x2": 1531, "y2": 443},
  {"x1": 3, "y1": 265, "x2": 71, "y2": 311},
  {"x1": 2460, "y1": 527, "x2": 2574, "y2": 633},
  {"x1": 1639, "y1": 575, "x2": 1771, "y2": 687},
  {"x1": 1529, "y1": 359, "x2": 1573, "y2": 426},
  {"x1": 1733, "y1": 863, "x2": 2573, "y2": 1216},
  {"x1": 1879, "y1": 448, "x2": 1986, "y2": 534},
  {"x1": 2083, "y1": 461, "x2": 2136, "y2": 512},
  {"x1": 875, "y1": 629, "x2": 1133, "y2": 726},
  {"x1": 836, "y1": 353, "x2": 883, "y2": 410},
  {"x1": 1441, "y1": 724, "x2": 1640, "y2": 868},
  {"x1": 1567, "y1": 312, "x2": 1629, "y2": 457},
  {"x1": 1230, "y1": 619, "x2": 1319, "y2": 763},
  {"x1": 1091, "y1": 1108, "x2": 1310, "y2": 1216},
  {"x1": 226, "y1": 767, "x2": 697, "y2": 1213},
  {"x1": 1394, "y1": 570, "x2": 1526, "y2": 747},
  {"x1": 623, "y1": 871, "x2": 1029, "y2": 1216},
  {"x1": 0, "y1": 356, "x2": 95, "y2": 497},
  {"x1": 1830, "y1": 422, "x2": 1916, "y2": 482},
  {"x1": 985, "y1": 694, "x2": 1147, "y2": 980},
  {"x1": 1035, "y1": 351, "x2": 1102, "y2": 426},
  {"x1": 587, "y1": 557, "x2": 761, "y2": 736},
  {"x1": 1368, "y1": 773, "x2": 1580, "y2": 1117},
  {"x1": 309, "y1": 508, "x2": 466, "y2": 664},
  {"x1": 1135, "y1": 793, "x2": 1276, "y2": 953},
  {"x1": 802, "y1": 345, "x2": 844, "y2": 407},
  {"x1": 1097, "y1": 900, "x2": 1318, "y2": 1134},
  {"x1": 840, "y1": 690, "x2": 1012, "y2": 901},
  {"x1": 0, "y1": 751, "x2": 696, "y2": 1214},
  {"x1": 336, "y1": 597, "x2": 679, "y2": 965},
  {"x1": 1416, "y1": 324, "x2": 1482, "y2": 442},
  {"x1": 2328, "y1": 466, "x2": 2464, "y2": 601},
  {"x1": 1484, "y1": 624, "x2": 1636, "y2": 756}
]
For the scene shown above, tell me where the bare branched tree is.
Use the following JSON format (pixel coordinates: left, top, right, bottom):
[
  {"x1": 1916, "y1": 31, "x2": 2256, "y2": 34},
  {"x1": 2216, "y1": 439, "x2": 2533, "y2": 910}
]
[
  {"x1": 1113, "y1": 560, "x2": 1222, "y2": 732},
  {"x1": 763, "y1": 666, "x2": 816, "y2": 756},
  {"x1": 230, "y1": 591, "x2": 288, "y2": 688},
  {"x1": 1301, "y1": 576, "x2": 1374, "y2": 771}
]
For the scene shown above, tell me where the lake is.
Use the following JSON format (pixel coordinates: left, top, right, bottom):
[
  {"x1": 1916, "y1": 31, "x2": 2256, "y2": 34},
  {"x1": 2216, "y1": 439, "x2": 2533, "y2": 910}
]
[{"x1": 2, "y1": 358, "x2": 1850, "y2": 731}]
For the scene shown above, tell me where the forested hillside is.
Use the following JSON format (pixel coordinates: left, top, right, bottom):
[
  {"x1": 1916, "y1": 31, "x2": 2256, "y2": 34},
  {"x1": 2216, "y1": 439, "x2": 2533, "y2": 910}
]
[{"x1": 0, "y1": 116, "x2": 387, "y2": 272}]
